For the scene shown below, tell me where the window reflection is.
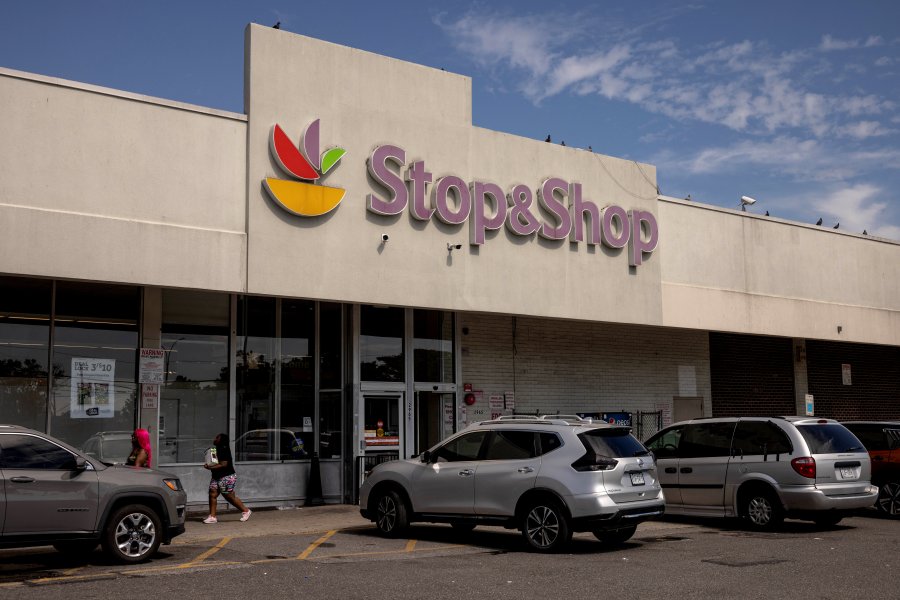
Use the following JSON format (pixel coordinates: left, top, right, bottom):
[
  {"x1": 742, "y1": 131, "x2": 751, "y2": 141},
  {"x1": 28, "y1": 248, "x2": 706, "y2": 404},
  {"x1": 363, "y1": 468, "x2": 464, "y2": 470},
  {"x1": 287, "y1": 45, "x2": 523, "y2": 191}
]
[
  {"x1": 413, "y1": 310, "x2": 454, "y2": 383},
  {"x1": 360, "y1": 305, "x2": 404, "y2": 382}
]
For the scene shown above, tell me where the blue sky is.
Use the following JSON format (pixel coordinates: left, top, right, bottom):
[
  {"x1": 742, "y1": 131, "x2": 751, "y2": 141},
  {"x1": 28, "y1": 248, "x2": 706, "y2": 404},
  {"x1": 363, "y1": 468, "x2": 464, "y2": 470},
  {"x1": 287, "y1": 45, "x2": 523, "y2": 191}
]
[{"x1": 2, "y1": 1, "x2": 898, "y2": 239}]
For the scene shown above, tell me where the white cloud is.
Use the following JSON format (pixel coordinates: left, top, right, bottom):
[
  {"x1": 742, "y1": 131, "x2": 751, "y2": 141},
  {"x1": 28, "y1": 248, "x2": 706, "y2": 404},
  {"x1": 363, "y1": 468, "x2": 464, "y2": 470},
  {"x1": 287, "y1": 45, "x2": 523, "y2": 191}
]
[
  {"x1": 837, "y1": 120, "x2": 893, "y2": 139},
  {"x1": 820, "y1": 34, "x2": 883, "y2": 51},
  {"x1": 875, "y1": 56, "x2": 894, "y2": 66},
  {"x1": 815, "y1": 184, "x2": 899, "y2": 239}
]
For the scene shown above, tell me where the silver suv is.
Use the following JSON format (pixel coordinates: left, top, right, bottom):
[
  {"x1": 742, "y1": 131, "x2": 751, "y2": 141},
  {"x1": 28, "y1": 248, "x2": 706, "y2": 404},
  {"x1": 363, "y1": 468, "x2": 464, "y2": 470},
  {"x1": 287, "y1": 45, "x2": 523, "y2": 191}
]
[
  {"x1": 359, "y1": 415, "x2": 664, "y2": 552},
  {"x1": 0, "y1": 425, "x2": 187, "y2": 563},
  {"x1": 645, "y1": 417, "x2": 879, "y2": 528}
]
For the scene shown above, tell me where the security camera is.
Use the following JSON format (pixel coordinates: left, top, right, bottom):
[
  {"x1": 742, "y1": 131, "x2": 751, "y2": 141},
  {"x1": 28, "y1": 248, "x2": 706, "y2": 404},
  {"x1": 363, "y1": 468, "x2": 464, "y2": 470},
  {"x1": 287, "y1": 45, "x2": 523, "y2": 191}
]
[
  {"x1": 381, "y1": 233, "x2": 389, "y2": 242},
  {"x1": 453, "y1": 244, "x2": 462, "y2": 250},
  {"x1": 740, "y1": 196, "x2": 757, "y2": 206}
]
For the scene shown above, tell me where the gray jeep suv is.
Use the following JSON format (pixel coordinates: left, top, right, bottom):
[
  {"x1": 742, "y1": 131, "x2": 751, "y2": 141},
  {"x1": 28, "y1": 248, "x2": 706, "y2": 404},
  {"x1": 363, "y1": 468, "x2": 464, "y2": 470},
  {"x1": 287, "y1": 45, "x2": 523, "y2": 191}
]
[
  {"x1": 645, "y1": 416, "x2": 878, "y2": 528},
  {"x1": 359, "y1": 415, "x2": 664, "y2": 552},
  {"x1": 0, "y1": 425, "x2": 187, "y2": 563}
]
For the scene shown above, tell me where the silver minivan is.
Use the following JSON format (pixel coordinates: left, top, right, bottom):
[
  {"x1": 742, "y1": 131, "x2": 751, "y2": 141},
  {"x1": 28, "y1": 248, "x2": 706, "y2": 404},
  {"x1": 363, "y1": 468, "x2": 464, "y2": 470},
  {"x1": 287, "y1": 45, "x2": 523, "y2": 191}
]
[{"x1": 645, "y1": 417, "x2": 878, "y2": 528}]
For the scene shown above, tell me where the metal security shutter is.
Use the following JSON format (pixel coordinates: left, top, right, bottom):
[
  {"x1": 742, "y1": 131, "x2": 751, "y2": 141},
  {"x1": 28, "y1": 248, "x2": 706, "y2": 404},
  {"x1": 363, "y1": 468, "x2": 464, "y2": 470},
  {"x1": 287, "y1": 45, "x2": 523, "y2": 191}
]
[
  {"x1": 806, "y1": 340, "x2": 900, "y2": 420},
  {"x1": 710, "y1": 333, "x2": 795, "y2": 417}
]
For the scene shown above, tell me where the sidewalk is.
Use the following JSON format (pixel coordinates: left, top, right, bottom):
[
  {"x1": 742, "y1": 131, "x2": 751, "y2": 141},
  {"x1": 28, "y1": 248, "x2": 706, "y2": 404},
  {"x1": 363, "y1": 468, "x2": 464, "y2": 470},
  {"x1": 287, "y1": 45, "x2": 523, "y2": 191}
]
[{"x1": 176, "y1": 504, "x2": 371, "y2": 544}]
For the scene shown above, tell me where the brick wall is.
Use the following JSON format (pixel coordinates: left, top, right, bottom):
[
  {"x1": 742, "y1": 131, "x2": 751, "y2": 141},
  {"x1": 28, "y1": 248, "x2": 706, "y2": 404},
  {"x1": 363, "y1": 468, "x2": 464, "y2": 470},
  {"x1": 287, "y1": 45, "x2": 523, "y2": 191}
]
[
  {"x1": 709, "y1": 333, "x2": 795, "y2": 417},
  {"x1": 459, "y1": 313, "x2": 711, "y2": 426},
  {"x1": 807, "y1": 340, "x2": 900, "y2": 420}
]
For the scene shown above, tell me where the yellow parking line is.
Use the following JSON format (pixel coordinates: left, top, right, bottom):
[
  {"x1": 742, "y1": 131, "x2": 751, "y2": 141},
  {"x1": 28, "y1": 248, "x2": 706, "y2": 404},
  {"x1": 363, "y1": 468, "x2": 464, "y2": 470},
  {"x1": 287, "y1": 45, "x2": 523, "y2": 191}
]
[
  {"x1": 316, "y1": 544, "x2": 467, "y2": 560},
  {"x1": 405, "y1": 539, "x2": 417, "y2": 552},
  {"x1": 178, "y1": 536, "x2": 232, "y2": 568},
  {"x1": 60, "y1": 566, "x2": 85, "y2": 576},
  {"x1": 297, "y1": 530, "x2": 337, "y2": 560}
]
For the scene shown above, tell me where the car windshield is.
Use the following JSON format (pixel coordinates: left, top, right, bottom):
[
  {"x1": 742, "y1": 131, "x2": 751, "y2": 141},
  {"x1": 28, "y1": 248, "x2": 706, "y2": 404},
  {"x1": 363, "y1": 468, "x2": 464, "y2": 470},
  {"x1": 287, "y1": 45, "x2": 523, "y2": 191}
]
[
  {"x1": 106, "y1": 438, "x2": 132, "y2": 461},
  {"x1": 579, "y1": 429, "x2": 649, "y2": 458},
  {"x1": 797, "y1": 424, "x2": 865, "y2": 454}
]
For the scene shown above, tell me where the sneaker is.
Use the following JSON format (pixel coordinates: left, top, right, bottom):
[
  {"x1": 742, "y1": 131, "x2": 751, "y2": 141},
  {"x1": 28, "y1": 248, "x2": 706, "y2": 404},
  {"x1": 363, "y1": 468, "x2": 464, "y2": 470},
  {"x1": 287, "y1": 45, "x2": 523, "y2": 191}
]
[
  {"x1": 240, "y1": 509, "x2": 252, "y2": 522},
  {"x1": 203, "y1": 516, "x2": 218, "y2": 524}
]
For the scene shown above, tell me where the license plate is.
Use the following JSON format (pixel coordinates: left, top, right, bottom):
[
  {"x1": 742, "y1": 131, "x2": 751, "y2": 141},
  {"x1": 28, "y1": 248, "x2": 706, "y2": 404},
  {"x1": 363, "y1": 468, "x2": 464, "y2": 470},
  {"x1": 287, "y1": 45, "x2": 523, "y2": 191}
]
[
  {"x1": 629, "y1": 472, "x2": 645, "y2": 486},
  {"x1": 840, "y1": 467, "x2": 855, "y2": 479}
]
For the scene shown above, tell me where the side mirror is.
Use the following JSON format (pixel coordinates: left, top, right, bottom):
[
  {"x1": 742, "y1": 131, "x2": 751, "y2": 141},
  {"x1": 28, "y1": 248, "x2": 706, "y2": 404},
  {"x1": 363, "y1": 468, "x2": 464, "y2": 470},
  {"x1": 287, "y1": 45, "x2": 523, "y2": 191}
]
[
  {"x1": 421, "y1": 450, "x2": 432, "y2": 463},
  {"x1": 74, "y1": 456, "x2": 88, "y2": 472}
]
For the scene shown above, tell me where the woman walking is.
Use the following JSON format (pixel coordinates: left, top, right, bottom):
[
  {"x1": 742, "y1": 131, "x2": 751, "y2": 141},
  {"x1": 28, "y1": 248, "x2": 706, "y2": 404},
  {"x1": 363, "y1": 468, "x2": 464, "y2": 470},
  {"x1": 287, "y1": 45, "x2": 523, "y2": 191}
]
[
  {"x1": 125, "y1": 428, "x2": 152, "y2": 467},
  {"x1": 203, "y1": 432, "x2": 251, "y2": 524}
]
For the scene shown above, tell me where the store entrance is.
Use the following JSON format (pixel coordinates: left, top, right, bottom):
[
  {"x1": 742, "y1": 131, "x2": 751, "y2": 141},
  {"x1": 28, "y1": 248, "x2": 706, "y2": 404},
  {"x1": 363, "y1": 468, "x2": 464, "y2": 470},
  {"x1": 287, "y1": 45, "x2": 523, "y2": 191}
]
[{"x1": 415, "y1": 391, "x2": 454, "y2": 455}]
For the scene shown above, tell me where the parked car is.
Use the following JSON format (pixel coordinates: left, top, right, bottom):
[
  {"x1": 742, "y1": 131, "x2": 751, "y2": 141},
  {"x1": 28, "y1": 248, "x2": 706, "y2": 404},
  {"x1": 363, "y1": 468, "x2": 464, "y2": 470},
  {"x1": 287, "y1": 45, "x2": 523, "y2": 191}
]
[
  {"x1": 235, "y1": 428, "x2": 307, "y2": 461},
  {"x1": 644, "y1": 416, "x2": 878, "y2": 529},
  {"x1": 0, "y1": 424, "x2": 187, "y2": 563},
  {"x1": 359, "y1": 415, "x2": 665, "y2": 552},
  {"x1": 841, "y1": 421, "x2": 900, "y2": 516}
]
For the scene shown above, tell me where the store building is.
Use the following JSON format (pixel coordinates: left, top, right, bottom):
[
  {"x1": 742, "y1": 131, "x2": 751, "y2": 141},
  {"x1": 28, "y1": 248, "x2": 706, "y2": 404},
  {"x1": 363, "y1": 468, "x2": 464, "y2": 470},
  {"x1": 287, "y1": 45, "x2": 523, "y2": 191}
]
[{"x1": 1, "y1": 25, "x2": 898, "y2": 507}]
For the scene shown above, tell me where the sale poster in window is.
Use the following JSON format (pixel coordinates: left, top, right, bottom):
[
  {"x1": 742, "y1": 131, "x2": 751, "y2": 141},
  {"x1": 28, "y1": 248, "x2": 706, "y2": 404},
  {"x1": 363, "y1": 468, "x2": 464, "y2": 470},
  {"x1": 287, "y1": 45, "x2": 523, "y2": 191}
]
[{"x1": 70, "y1": 358, "x2": 116, "y2": 418}]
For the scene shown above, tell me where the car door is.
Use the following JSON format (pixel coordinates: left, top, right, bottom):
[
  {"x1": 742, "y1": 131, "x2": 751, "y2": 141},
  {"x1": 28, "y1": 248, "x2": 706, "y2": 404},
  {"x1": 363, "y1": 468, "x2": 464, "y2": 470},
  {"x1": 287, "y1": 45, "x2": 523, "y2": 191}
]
[
  {"x1": 677, "y1": 422, "x2": 735, "y2": 512},
  {"x1": 408, "y1": 430, "x2": 487, "y2": 515},
  {"x1": 728, "y1": 420, "x2": 794, "y2": 505},
  {"x1": 473, "y1": 430, "x2": 539, "y2": 517},
  {"x1": 0, "y1": 433, "x2": 99, "y2": 535},
  {"x1": 645, "y1": 426, "x2": 684, "y2": 507}
]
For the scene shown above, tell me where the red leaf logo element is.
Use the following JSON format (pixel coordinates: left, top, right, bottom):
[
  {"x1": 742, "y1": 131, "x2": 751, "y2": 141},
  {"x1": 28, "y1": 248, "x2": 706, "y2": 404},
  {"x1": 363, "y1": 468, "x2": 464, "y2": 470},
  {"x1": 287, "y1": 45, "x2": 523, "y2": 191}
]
[{"x1": 271, "y1": 124, "x2": 318, "y2": 181}]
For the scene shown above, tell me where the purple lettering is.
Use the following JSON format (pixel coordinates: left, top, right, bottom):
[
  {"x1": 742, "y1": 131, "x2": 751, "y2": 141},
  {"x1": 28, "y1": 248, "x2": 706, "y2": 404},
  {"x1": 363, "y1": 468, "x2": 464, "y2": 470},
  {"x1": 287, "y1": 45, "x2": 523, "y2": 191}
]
[
  {"x1": 366, "y1": 145, "x2": 407, "y2": 216},
  {"x1": 629, "y1": 210, "x2": 659, "y2": 267},
  {"x1": 434, "y1": 176, "x2": 471, "y2": 225},
  {"x1": 407, "y1": 160, "x2": 433, "y2": 221},
  {"x1": 505, "y1": 185, "x2": 540, "y2": 236},
  {"x1": 568, "y1": 183, "x2": 600, "y2": 245},
  {"x1": 470, "y1": 182, "x2": 507, "y2": 245},
  {"x1": 601, "y1": 205, "x2": 630, "y2": 249},
  {"x1": 538, "y1": 178, "x2": 571, "y2": 240}
]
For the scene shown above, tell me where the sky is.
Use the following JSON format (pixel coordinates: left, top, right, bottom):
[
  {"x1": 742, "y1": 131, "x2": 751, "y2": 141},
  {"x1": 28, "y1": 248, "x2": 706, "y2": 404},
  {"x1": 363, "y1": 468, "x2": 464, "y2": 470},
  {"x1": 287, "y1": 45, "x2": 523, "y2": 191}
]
[{"x1": 1, "y1": 1, "x2": 899, "y2": 239}]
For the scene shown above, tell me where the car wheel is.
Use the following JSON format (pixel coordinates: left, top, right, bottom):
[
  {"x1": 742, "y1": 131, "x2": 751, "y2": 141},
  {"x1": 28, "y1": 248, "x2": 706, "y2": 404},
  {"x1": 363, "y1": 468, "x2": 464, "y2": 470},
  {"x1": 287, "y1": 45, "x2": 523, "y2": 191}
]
[
  {"x1": 374, "y1": 489, "x2": 409, "y2": 538},
  {"x1": 101, "y1": 504, "x2": 162, "y2": 564},
  {"x1": 450, "y1": 521, "x2": 477, "y2": 533},
  {"x1": 53, "y1": 540, "x2": 99, "y2": 555},
  {"x1": 742, "y1": 488, "x2": 784, "y2": 529},
  {"x1": 876, "y1": 482, "x2": 900, "y2": 516},
  {"x1": 521, "y1": 500, "x2": 571, "y2": 552},
  {"x1": 592, "y1": 524, "x2": 637, "y2": 545}
]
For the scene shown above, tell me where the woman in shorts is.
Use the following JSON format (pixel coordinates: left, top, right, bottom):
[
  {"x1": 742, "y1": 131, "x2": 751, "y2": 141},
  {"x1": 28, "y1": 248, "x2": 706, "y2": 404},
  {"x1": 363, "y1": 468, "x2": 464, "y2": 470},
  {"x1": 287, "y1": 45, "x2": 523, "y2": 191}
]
[{"x1": 203, "y1": 433, "x2": 251, "y2": 523}]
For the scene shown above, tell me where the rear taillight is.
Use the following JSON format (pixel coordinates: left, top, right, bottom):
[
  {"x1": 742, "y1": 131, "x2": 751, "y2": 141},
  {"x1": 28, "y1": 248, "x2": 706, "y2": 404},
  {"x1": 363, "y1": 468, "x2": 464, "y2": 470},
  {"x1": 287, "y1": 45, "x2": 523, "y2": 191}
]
[
  {"x1": 572, "y1": 453, "x2": 618, "y2": 472},
  {"x1": 791, "y1": 456, "x2": 816, "y2": 478}
]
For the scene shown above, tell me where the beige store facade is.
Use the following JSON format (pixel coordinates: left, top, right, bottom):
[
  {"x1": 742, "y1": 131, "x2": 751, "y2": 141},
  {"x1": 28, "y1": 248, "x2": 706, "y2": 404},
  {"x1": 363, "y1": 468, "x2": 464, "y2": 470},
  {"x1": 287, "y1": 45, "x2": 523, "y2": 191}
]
[{"x1": 1, "y1": 25, "x2": 898, "y2": 507}]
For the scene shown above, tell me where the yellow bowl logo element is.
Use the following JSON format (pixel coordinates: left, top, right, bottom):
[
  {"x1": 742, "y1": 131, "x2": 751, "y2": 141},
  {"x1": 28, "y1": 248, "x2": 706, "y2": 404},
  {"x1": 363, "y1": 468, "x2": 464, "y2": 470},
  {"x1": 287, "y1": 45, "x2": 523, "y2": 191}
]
[
  {"x1": 263, "y1": 178, "x2": 346, "y2": 217},
  {"x1": 265, "y1": 121, "x2": 346, "y2": 216}
]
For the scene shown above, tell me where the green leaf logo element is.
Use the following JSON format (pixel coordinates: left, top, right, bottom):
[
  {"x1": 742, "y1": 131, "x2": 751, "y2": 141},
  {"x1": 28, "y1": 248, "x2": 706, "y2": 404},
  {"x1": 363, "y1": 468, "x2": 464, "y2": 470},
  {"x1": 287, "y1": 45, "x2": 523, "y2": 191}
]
[{"x1": 320, "y1": 147, "x2": 346, "y2": 175}]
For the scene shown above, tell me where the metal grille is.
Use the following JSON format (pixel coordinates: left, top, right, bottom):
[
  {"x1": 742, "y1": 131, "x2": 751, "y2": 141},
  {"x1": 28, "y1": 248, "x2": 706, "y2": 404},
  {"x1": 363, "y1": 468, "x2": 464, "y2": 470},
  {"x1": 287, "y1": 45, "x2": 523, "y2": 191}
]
[{"x1": 634, "y1": 411, "x2": 663, "y2": 441}]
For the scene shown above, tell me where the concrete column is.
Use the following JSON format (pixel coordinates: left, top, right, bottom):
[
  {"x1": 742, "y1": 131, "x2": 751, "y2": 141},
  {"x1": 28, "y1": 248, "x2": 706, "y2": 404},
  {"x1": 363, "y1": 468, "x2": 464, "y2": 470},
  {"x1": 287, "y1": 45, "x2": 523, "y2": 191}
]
[
  {"x1": 793, "y1": 338, "x2": 808, "y2": 416},
  {"x1": 140, "y1": 287, "x2": 162, "y2": 464}
]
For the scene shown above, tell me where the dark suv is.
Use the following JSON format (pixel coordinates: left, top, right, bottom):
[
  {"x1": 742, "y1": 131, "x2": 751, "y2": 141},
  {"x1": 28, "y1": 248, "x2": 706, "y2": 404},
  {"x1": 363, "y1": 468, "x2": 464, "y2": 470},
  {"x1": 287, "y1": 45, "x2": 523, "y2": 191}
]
[
  {"x1": 842, "y1": 421, "x2": 900, "y2": 516},
  {"x1": 0, "y1": 425, "x2": 187, "y2": 563}
]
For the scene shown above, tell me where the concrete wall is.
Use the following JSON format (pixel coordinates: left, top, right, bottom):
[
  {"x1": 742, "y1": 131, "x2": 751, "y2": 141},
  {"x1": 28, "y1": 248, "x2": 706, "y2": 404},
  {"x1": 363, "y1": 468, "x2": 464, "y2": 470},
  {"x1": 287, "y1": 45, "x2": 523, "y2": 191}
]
[
  {"x1": 0, "y1": 68, "x2": 248, "y2": 292},
  {"x1": 244, "y1": 25, "x2": 663, "y2": 326},
  {"x1": 659, "y1": 198, "x2": 900, "y2": 346}
]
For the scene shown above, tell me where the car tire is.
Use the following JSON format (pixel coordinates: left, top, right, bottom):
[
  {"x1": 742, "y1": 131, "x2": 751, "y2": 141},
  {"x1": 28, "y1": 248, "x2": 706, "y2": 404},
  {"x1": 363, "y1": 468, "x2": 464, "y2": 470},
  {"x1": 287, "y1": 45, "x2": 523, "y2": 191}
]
[
  {"x1": 521, "y1": 499, "x2": 571, "y2": 553},
  {"x1": 742, "y1": 488, "x2": 784, "y2": 529},
  {"x1": 101, "y1": 504, "x2": 162, "y2": 564},
  {"x1": 876, "y1": 482, "x2": 900, "y2": 516},
  {"x1": 592, "y1": 524, "x2": 637, "y2": 545},
  {"x1": 374, "y1": 489, "x2": 409, "y2": 538},
  {"x1": 53, "y1": 540, "x2": 99, "y2": 556}
]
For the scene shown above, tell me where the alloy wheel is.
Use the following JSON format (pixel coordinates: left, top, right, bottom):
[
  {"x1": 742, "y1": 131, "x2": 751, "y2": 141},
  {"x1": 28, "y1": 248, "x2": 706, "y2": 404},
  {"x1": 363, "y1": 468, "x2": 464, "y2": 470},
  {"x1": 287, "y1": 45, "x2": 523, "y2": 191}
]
[
  {"x1": 877, "y1": 482, "x2": 900, "y2": 516},
  {"x1": 525, "y1": 505, "x2": 560, "y2": 549},
  {"x1": 114, "y1": 512, "x2": 157, "y2": 559},
  {"x1": 747, "y1": 496, "x2": 773, "y2": 526},
  {"x1": 377, "y1": 494, "x2": 398, "y2": 532}
]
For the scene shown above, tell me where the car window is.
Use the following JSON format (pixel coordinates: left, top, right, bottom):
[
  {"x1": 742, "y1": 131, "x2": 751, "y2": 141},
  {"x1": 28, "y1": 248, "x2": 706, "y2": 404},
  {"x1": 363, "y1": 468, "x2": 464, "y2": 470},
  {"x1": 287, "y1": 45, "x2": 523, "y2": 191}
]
[
  {"x1": 579, "y1": 429, "x2": 649, "y2": 458},
  {"x1": 887, "y1": 429, "x2": 900, "y2": 451},
  {"x1": 843, "y1": 425, "x2": 888, "y2": 451},
  {"x1": 0, "y1": 434, "x2": 78, "y2": 469},
  {"x1": 484, "y1": 430, "x2": 536, "y2": 460},
  {"x1": 732, "y1": 421, "x2": 792, "y2": 456},
  {"x1": 797, "y1": 424, "x2": 865, "y2": 454},
  {"x1": 680, "y1": 422, "x2": 736, "y2": 458},
  {"x1": 538, "y1": 432, "x2": 562, "y2": 456},
  {"x1": 435, "y1": 431, "x2": 487, "y2": 462},
  {"x1": 646, "y1": 426, "x2": 683, "y2": 459}
]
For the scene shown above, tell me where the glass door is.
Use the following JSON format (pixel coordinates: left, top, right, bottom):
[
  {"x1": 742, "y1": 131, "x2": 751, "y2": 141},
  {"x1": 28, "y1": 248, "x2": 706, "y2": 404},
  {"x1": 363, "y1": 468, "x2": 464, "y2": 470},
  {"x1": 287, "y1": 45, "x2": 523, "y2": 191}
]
[
  {"x1": 361, "y1": 393, "x2": 403, "y2": 452},
  {"x1": 415, "y1": 391, "x2": 454, "y2": 455}
]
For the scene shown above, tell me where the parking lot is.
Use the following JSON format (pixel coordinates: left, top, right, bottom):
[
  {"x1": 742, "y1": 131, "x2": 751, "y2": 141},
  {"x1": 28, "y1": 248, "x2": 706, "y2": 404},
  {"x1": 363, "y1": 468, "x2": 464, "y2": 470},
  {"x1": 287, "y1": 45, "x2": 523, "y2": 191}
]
[{"x1": 1, "y1": 508, "x2": 897, "y2": 598}]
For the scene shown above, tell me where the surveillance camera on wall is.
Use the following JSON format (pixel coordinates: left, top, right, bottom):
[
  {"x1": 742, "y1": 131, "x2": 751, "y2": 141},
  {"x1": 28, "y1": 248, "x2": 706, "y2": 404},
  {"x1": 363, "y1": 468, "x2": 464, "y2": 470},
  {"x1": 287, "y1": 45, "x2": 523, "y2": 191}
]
[
  {"x1": 740, "y1": 196, "x2": 757, "y2": 206},
  {"x1": 381, "y1": 233, "x2": 389, "y2": 242},
  {"x1": 453, "y1": 244, "x2": 462, "y2": 250}
]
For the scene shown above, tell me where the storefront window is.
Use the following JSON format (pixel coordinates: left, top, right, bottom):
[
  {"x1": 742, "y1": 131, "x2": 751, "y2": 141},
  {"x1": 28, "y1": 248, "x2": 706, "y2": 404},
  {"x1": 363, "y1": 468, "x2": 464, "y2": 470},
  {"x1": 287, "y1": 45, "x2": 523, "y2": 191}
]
[
  {"x1": 236, "y1": 296, "x2": 276, "y2": 460},
  {"x1": 0, "y1": 277, "x2": 51, "y2": 431},
  {"x1": 49, "y1": 282, "x2": 139, "y2": 452},
  {"x1": 319, "y1": 391, "x2": 342, "y2": 458},
  {"x1": 159, "y1": 289, "x2": 229, "y2": 465},
  {"x1": 360, "y1": 305, "x2": 404, "y2": 382},
  {"x1": 413, "y1": 310, "x2": 454, "y2": 383},
  {"x1": 280, "y1": 299, "x2": 314, "y2": 459},
  {"x1": 319, "y1": 302, "x2": 342, "y2": 390}
]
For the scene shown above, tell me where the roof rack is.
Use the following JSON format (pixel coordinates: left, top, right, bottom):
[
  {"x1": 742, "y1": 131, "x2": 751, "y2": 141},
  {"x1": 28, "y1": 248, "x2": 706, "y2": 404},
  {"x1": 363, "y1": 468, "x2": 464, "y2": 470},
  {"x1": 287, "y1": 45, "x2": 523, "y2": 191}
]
[{"x1": 487, "y1": 414, "x2": 594, "y2": 426}]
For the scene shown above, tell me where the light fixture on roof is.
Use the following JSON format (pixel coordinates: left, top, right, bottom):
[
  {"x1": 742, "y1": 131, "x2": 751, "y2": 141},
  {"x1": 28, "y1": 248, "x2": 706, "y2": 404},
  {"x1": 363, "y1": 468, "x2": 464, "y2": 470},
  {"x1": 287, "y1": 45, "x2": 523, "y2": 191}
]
[{"x1": 739, "y1": 196, "x2": 757, "y2": 211}]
